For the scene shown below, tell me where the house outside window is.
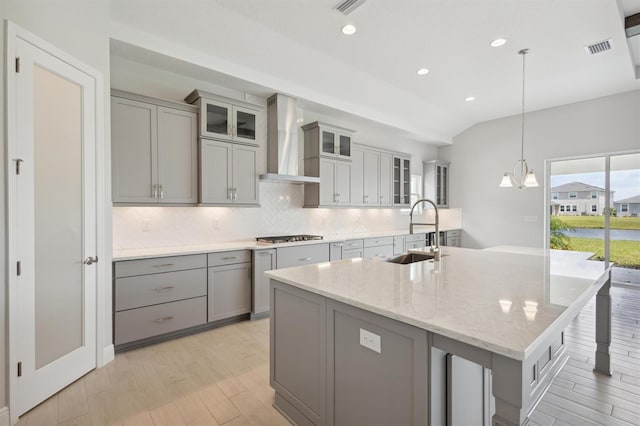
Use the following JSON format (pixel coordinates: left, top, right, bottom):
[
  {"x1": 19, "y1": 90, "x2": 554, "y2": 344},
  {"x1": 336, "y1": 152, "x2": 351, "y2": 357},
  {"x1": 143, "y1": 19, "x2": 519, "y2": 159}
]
[
  {"x1": 552, "y1": 192, "x2": 558, "y2": 200},
  {"x1": 560, "y1": 205, "x2": 565, "y2": 212},
  {"x1": 591, "y1": 205, "x2": 597, "y2": 212},
  {"x1": 572, "y1": 205, "x2": 577, "y2": 212},
  {"x1": 622, "y1": 204, "x2": 629, "y2": 213},
  {"x1": 568, "y1": 192, "x2": 577, "y2": 199},
  {"x1": 591, "y1": 191, "x2": 597, "y2": 199}
]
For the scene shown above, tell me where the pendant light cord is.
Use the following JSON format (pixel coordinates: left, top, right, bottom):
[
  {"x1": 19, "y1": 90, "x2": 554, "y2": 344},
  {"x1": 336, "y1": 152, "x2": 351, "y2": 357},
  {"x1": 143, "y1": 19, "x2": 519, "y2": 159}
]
[{"x1": 520, "y1": 49, "x2": 528, "y2": 163}]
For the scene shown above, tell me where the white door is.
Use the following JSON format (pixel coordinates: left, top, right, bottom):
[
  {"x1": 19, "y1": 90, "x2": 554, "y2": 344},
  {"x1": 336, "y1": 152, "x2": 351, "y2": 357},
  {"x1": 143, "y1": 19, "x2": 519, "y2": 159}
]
[{"x1": 12, "y1": 36, "x2": 97, "y2": 416}]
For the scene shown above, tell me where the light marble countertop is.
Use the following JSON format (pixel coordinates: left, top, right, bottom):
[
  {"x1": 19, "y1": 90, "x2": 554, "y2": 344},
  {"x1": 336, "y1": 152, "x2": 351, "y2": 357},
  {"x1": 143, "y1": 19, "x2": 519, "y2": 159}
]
[
  {"x1": 112, "y1": 226, "x2": 460, "y2": 261},
  {"x1": 265, "y1": 246, "x2": 610, "y2": 361}
]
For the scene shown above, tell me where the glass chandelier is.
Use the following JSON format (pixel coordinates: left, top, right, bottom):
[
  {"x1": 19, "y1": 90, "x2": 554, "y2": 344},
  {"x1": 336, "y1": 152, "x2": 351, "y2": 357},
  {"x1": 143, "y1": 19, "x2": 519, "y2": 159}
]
[{"x1": 499, "y1": 48, "x2": 538, "y2": 189}]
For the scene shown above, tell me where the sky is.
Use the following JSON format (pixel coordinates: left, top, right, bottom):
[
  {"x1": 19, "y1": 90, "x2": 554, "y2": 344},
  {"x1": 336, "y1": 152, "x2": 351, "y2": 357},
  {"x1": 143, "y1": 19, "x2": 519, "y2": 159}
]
[{"x1": 550, "y1": 170, "x2": 640, "y2": 201}]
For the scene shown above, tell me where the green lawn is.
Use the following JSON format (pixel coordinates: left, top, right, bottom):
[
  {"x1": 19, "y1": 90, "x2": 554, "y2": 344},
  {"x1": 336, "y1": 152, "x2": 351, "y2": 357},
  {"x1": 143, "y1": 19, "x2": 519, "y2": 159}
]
[
  {"x1": 568, "y1": 237, "x2": 640, "y2": 268},
  {"x1": 557, "y1": 216, "x2": 640, "y2": 230}
]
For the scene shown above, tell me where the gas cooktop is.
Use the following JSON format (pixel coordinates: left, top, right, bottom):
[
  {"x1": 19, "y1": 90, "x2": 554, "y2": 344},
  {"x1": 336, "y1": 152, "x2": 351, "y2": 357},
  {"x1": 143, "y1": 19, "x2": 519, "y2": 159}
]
[{"x1": 256, "y1": 235, "x2": 324, "y2": 244}]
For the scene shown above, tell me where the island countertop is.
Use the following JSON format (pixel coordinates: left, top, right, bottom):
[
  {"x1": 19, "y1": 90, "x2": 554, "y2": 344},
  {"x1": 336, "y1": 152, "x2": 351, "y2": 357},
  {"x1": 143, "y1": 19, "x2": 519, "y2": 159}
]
[{"x1": 265, "y1": 246, "x2": 611, "y2": 361}]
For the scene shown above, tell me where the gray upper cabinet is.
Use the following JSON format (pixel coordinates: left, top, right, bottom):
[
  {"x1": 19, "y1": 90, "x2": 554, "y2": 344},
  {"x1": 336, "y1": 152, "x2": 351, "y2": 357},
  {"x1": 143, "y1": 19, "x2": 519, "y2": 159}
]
[
  {"x1": 111, "y1": 92, "x2": 198, "y2": 204},
  {"x1": 305, "y1": 157, "x2": 352, "y2": 207},
  {"x1": 424, "y1": 160, "x2": 450, "y2": 208},
  {"x1": 393, "y1": 155, "x2": 411, "y2": 207},
  {"x1": 350, "y1": 147, "x2": 365, "y2": 206},
  {"x1": 379, "y1": 153, "x2": 393, "y2": 207},
  {"x1": 351, "y1": 145, "x2": 395, "y2": 208},
  {"x1": 303, "y1": 121, "x2": 354, "y2": 160},
  {"x1": 363, "y1": 150, "x2": 380, "y2": 206},
  {"x1": 200, "y1": 139, "x2": 259, "y2": 205},
  {"x1": 185, "y1": 89, "x2": 262, "y2": 146}
]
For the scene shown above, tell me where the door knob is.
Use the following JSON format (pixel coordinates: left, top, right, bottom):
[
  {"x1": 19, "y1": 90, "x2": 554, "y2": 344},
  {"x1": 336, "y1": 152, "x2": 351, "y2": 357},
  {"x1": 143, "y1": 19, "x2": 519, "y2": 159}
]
[{"x1": 84, "y1": 256, "x2": 98, "y2": 265}]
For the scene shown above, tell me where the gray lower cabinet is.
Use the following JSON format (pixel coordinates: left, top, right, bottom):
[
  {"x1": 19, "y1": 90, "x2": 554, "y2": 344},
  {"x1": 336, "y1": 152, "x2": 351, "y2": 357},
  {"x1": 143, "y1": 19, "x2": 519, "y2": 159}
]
[
  {"x1": 208, "y1": 251, "x2": 252, "y2": 322},
  {"x1": 363, "y1": 236, "x2": 394, "y2": 258},
  {"x1": 393, "y1": 235, "x2": 406, "y2": 255},
  {"x1": 446, "y1": 229, "x2": 461, "y2": 247},
  {"x1": 406, "y1": 232, "x2": 427, "y2": 250},
  {"x1": 113, "y1": 254, "x2": 208, "y2": 347},
  {"x1": 329, "y1": 242, "x2": 344, "y2": 261},
  {"x1": 252, "y1": 249, "x2": 277, "y2": 316},
  {"x1": 277, "y1": 243, "x2": 329, "y2": 269},
  {"x1": 270, "y1": 280, "x2": 428, "y2": 426}
]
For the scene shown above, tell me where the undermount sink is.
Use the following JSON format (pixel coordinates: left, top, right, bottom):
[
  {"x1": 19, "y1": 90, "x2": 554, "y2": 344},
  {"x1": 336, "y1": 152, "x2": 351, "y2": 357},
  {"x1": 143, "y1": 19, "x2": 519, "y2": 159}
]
[{"x1": 387, "y1": 252, "x2": 435, "y2": 265}]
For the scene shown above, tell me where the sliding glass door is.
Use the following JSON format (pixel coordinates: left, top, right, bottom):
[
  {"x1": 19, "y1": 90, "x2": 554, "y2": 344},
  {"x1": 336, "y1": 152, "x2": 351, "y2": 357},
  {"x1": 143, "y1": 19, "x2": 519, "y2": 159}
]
[{"x1": 548, "y1": 152, "x2": 640, "y2": 286}]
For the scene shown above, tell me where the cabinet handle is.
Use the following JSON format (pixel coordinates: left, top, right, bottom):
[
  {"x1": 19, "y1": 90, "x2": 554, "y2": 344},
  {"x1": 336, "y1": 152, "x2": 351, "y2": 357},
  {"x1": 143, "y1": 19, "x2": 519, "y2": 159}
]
[
  {"x1": 299, "y1": 257, "x2": 312, "y2": 261},
  {"x1": 232, "y1": 188, "x2": 237, "y2": 200},
  {"x1": 332, "y1": 243, "x2": 343, "y2": 247},
  {"x1": 227, "y1": 124, "x2": 232, "y2": 135},
  {"x1": 152, "y1": 184, "x2": 158, "y2": 198},
  {"x1": 152, "y1": 286, "x2": 174, "y2": 292},
  {"x1": 364, "y1": 195, "x2": 369, "y2": 203},
  {"x1": 153, "y1": 263, "x2": 175, "y2": 268},
  {"x1": 154, "y1": 316, "x2": 174, "y2": 323},
  {"x1": 158, "y1": 184, "x2": 164, "y2": 199},
  {"x1": 221, "y1": 256, "x2": 237, "y2": 260},
  {"x1": 380, "y1": 195, "x2": 384, "y2": 201},
  {"x1": 84, "y1": 256, "x2": 98, "y2": 265},
  {"x1": 227, "y1": 188, "x2": 232, "y2": 200}
]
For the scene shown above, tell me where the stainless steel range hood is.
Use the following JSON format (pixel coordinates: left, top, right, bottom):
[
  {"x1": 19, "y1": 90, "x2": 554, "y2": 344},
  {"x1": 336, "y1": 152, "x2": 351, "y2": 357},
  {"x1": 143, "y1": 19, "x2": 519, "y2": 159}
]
[{"x1": 259, "y1": 94, "x2": 320, "y2": 184}]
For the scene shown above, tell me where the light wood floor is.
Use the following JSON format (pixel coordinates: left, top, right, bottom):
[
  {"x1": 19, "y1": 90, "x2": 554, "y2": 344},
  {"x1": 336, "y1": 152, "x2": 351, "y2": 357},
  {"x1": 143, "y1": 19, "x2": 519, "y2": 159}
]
[{"x1": 18, "y1": 287, "x2": 640, "y2": 426}]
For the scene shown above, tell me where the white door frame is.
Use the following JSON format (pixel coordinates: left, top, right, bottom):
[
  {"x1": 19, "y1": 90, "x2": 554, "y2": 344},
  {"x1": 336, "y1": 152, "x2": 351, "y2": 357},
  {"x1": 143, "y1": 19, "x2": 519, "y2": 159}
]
[{"x1": 5, "y1": 20, "x2": 110, "y2": 424}]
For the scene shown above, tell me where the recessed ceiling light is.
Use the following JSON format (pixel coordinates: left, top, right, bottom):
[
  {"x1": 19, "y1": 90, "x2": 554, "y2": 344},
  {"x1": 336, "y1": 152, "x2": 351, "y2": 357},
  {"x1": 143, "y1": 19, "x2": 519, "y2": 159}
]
[
  {"x1": 465, "y1": 96, "x2": 475, "y2": 102},
  {"x1": 490, "y1": 38, "x2": 507, "y2": 47},
  {"x1": 341, "y1": 24, "x2": 357, "y2": 35},
  {"x1": 416, "y1": 68, "x2": 430, "y2": 75}
]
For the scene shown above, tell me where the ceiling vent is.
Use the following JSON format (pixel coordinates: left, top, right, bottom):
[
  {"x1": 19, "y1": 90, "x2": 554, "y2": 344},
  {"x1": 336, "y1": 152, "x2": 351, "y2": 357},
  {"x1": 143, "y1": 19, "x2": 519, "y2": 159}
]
[
  {"x1": 335, "y1": 0, "x2": 366, "y2": 15},
  {"x1": 584, "y1": 39, "x2": 613, "y2": 55}
]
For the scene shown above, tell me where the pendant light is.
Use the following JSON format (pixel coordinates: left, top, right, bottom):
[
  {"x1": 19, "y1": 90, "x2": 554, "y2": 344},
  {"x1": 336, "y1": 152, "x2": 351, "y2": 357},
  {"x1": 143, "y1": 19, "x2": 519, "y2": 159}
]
[{"x1": 499, "y1": 48, "x2": 538, "y2": 189}]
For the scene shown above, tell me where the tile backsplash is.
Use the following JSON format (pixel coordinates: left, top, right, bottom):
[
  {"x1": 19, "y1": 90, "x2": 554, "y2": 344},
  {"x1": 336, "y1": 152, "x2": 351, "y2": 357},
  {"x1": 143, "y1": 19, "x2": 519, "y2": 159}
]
[{"x1": 113, "y1": 182, "x2": 462, "y2": 249}]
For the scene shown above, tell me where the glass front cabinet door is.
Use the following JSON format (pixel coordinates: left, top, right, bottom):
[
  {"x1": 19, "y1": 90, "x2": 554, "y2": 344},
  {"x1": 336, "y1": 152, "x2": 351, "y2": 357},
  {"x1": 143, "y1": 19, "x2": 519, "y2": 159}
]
[
  {"x1": 393, "y1": 155, "x2": 411, "y2": 207},
  {"x1": 303, "y1": 122, "x2": 354, "y2": 160},
  {"x1": 202, "y1": 98, "x2": 232, "y2": 140}
]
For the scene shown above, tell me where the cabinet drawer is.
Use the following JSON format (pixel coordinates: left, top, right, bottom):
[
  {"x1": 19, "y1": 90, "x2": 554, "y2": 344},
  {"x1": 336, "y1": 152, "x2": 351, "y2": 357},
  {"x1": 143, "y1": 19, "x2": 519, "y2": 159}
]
[
  {"x1": 115, "y1": 254, "x2": 206, "y2": 278},
  {"x1": 364, "y1": 236, "x2": 394, "y2": 248},
  {"x1": 208, "y1": 250, "x2": 251, "y2": 267},
  {"x1": 446, "y1": 229, "x2": 461, "y2": 238},
  {"x1": 277, "y1": 244, "x2": 329, "y2": 269},
  {"x1": 406, "y1": 241, "x2": 427, "y2": 250},
  {"x1": 344, "y1": 239, "x2": 364, "y2": 249},
  {"x1": 446, "y1": 237, "x2": 461, "y2": 247},
  {"x1": 406, "y1": 233, "x2": 426, "y2": 243},
  {"x1": 363, "y1": 245, "x2": 394, "y2": 259},
  {"x1": 114, "y1": 296, "x2": 207, "y2": 345},
  {"x1": 343, "y1": 248, "x2": 363, "y2": 259},
  {"x1": 115, "y1": 268, "x2": 207, "y2": 311}
]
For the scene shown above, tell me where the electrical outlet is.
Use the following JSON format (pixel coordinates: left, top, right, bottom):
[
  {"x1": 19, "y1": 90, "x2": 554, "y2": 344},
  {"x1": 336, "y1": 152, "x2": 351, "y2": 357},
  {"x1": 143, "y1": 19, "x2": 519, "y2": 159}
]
[
  {"x1": 213, "y1": 219, "x2": 220, "y2": 230},
  {"x1": 141, "y1": 219, "x2": 151, "y2": 232},
  {"x1": 359, "y1": 328, "x2": 381, "y2": 353}
]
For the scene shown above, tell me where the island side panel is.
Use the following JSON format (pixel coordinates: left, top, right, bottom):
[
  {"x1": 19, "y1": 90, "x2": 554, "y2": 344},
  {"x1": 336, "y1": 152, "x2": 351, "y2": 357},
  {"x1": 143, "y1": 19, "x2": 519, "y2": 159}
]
[
  {"x1": 325, "y1": 300, "x2": 429, "y2": 426},
  {"x1": 270, "y1": 280, "x2": 327, "y2": 425}
]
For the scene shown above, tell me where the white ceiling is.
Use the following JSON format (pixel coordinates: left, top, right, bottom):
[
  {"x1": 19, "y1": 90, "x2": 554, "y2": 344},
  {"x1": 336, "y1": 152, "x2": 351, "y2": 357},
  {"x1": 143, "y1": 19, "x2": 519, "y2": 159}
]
[{"x1": 109, "y1": 0, "x2": 640, "y2": 145}]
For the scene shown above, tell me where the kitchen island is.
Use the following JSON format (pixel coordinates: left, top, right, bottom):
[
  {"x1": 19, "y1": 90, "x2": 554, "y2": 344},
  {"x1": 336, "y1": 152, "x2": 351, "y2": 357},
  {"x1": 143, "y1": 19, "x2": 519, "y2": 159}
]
[{"x1": 266, "y1": 246, "x2": 612, "y2": 426}]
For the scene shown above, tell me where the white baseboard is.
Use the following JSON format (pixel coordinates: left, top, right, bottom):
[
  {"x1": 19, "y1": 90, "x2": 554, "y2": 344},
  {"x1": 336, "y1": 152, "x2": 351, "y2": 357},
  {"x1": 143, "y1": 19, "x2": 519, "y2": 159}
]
[
  {"x1": 0, "y1": 406, "x2": 10, "y2": 426},
  {"x1": 100, "y1": 344, "x2": 115, "y2": 367}
]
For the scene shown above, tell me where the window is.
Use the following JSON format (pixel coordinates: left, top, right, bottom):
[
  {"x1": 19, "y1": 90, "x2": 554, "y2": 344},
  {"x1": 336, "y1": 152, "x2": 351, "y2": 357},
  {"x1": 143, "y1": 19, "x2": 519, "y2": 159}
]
[
  {"x1": 591, "y1": 205, "x2": 597, "y2": 212},
  {"x1": 622, "y1": 204, "x2": 629, "y2": 213},
  {"x1": 560, "y1": 205, "x2": 565, "y2": 212},
  {"x1": 591, "y1": 191, "x2": 597, "y2": 199},
  {"x1": 551, "y1": 192, "x2": 558, "y2": 200},
  {"x1": 568, "y1": 192, "x2": 577, "y2": 199},
  {"x1": 572, "y1": 205, "x2": 577, "y2": 212}
]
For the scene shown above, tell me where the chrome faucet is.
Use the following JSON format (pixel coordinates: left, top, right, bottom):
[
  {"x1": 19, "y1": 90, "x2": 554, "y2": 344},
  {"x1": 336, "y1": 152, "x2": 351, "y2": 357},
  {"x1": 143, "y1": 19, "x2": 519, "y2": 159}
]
[{"x1": 409, "y1": 198, "x2": 440, "y2": 261}]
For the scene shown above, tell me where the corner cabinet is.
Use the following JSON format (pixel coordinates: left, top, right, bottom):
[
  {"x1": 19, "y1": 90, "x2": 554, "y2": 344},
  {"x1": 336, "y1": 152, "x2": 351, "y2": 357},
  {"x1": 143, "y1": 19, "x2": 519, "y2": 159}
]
[
  {"x1": 185, "y1": 89, "x2": 263, "y2": 146},
  {"x1": 424, "y1": 160, "x2": 449, "y2": 208},
  {"x1": 200, "y1": 139, "x2": 259, "y2": 205},
  {"x1": 111, "y1": 91, "x2": 198, "y2": 204},
  {"x1": 393, "y1": 155, "x2": 411, "y2": 207}
]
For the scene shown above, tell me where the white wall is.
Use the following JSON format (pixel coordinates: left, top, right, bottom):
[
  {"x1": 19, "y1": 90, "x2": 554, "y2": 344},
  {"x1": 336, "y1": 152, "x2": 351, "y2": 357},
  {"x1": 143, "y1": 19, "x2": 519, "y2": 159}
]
[
  {"x1": 439, "y1": 90, "x2": 640, "y2": 249},
  {"x1": 1, "y1": 0, "x2": 112, "y2": 411}
]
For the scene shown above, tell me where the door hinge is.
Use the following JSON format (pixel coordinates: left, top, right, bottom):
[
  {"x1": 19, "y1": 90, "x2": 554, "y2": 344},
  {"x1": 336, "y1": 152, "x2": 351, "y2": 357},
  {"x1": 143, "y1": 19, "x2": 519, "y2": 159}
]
[
  {"x1": 15, "y1": 57, "x2": 20, "y2": 73},
  {"x1": 17, "y1": 362, "x2": 22, "y2": 377},
  {"x1": 17, "y1": 261, "x2": 21, "y2": 276}
]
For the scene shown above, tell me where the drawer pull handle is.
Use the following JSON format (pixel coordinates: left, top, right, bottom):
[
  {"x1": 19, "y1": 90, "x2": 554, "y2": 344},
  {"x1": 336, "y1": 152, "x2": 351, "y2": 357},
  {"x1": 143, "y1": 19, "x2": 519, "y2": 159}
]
[
  {"x1": 153, "y1": 263, "x2": 175, "y2": 268},
  {"x1": 220, "y1": 256, "x2": 237, "y2": 260},
  {"x1": 332, "y1": 243, "x2": 343, "y2": 247},
  {"x1": 154, "y1": 316, "x2": 174, "y2": 323},
  {"x1": 299, "y1": 257, "x2": 312, "y2": 261},
  {"x1": 152, "y1": 286, "x2": 175, "y2": 292}
]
